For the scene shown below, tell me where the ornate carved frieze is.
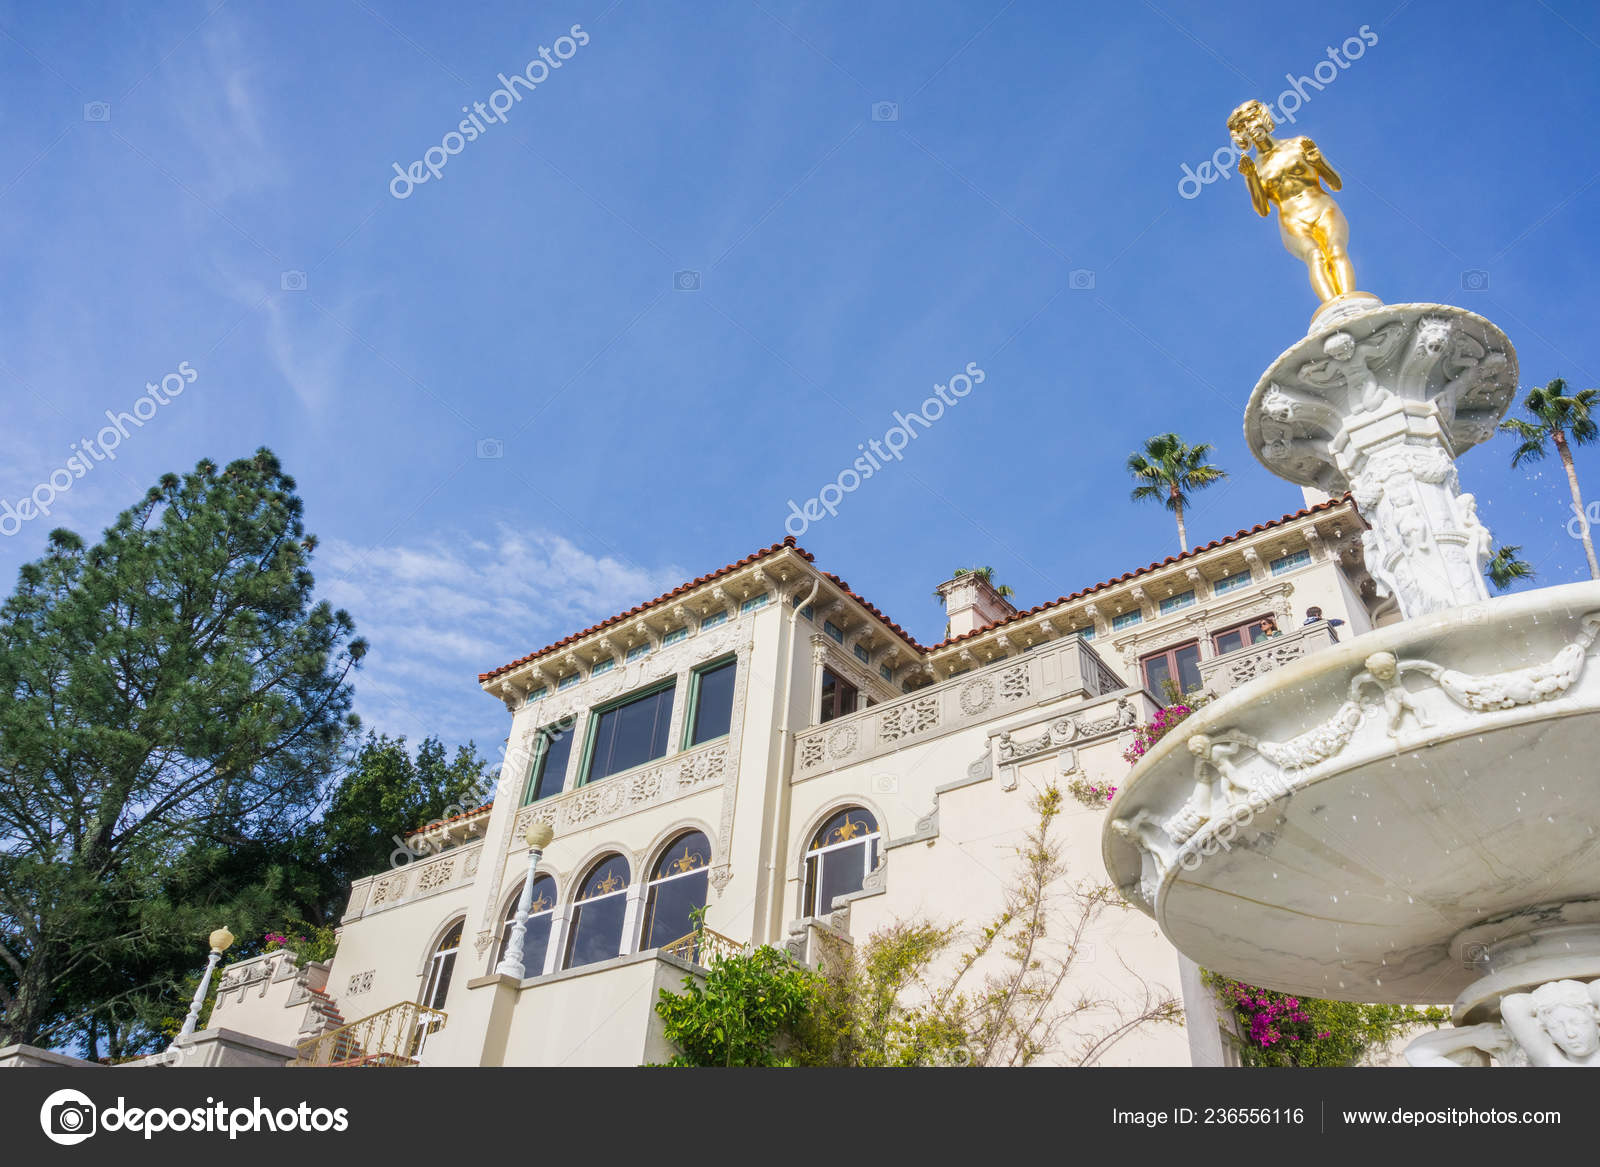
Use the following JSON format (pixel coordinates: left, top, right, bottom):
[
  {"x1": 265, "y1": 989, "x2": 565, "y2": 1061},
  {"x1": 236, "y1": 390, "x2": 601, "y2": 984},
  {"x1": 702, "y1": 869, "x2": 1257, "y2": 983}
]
[{"x1": 1110, "y1": 612, "x2": 1600, "y2": 912}]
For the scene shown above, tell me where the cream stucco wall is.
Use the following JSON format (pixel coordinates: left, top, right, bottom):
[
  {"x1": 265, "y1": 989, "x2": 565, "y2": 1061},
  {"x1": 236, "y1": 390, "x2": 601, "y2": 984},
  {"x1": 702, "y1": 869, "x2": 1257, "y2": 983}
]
[{"x1": 294, "y1": 509, "x2": 1377, "y2": 1066}]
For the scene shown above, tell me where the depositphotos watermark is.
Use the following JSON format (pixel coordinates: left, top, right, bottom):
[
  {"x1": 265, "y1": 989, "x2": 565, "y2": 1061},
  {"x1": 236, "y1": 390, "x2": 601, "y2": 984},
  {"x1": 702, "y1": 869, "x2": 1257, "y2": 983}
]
[
  {"x1": 39, "y1": 1088, "x2": 349, "y2": 1145},
  {"x1": 2, "y1": 361, "x2": 198, "y2": 538},
  {"x1": 389, "y1": 24, "x2": 590, "y2": 198},
  {"x1": 784, "y1": 361, "x2": 986, "y2": 536},
  {"x1": 1176, "y1": 23, "x2": 1378, "y2": 200}
]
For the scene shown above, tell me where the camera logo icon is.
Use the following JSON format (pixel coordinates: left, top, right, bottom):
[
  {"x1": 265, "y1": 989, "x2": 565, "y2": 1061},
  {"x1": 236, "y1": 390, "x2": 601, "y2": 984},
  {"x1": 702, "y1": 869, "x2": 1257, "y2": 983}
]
[
  {"x1": 281, "y1": 270, "x2": 308, "y2": 292},
  {"x1": 871, "y1": 101, "x2": 899, "y2": 122},
  {"x1": 476, "y1": 437, "x2": 505, "y2": 459},
  {"x1": 1461, "y1": 269, "x2": 1490, "y2": 292},
  {"x1": 1462, "y1": 942, "x2": 1490, "y2": 970},
  {"x1": 40, "y1": 1088, "x2": 97, "y2": 1146},
  {"x1": 1069, "y1": 268, "x2": 1096, "y2": 290},
  {"x1": 673, "y1": 270, "x2": 701, "y2": 291},
  {"x1": 869, "y1": 773, "x2": 899, "y2": 794},
  {"x1": 83, "y1": 102, "x2": 111, "y2": 122}
]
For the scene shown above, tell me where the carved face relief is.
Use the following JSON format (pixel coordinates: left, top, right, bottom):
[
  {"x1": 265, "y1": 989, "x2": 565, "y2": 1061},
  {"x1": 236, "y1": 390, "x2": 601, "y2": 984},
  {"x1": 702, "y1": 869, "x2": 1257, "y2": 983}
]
[
  {"x1": 1416, "y1": 318, "x2": 1452, "y2": 356},
  {"x1": 1541, "y1": 1004, "x2": 1600, "y2": 1059}
]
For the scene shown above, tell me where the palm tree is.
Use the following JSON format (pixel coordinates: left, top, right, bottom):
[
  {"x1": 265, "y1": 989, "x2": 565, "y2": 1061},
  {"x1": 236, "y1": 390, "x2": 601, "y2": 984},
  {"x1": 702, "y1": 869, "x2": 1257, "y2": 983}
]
[
  {"x1": 1501, "y1": 378, "x2": 1600, "y2": 579},
  {"x1": 1485, "y1": 544, "x2": 1536, "y2": 593},
  {"x1": 935, "y1": 566, "x2": 1014, "y2": 602},
  {"x1": 1127, "y1": 433, "x2": 1228, "y2": 553}
]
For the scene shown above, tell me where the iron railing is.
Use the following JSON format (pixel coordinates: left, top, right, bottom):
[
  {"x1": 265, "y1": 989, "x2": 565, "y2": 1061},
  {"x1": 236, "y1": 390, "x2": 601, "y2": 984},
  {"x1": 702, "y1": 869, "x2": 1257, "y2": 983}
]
[{"x1": 657, "y1": 927, "x2": 745, "y2": 968}]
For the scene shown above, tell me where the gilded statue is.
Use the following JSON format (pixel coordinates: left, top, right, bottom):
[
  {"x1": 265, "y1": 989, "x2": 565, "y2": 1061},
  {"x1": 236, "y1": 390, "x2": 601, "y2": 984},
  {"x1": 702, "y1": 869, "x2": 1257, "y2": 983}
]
[{"x1": 1227, "y1": 99, "x2": 1355, "y2": 303}]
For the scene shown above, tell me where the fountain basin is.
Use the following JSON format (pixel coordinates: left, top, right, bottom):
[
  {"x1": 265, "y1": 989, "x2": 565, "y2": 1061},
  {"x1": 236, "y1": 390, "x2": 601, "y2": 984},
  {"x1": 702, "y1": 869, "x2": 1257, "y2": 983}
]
[{"x1": 1104, "y1": 582, "x2": 1600, "y2": 1004}]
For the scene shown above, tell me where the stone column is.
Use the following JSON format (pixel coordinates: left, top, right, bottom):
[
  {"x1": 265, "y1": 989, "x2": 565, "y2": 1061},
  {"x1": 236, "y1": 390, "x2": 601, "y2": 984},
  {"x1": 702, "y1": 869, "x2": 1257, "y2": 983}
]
[{"x1": 1244, "y1": 302, "x2": 1517, "y2": 620}]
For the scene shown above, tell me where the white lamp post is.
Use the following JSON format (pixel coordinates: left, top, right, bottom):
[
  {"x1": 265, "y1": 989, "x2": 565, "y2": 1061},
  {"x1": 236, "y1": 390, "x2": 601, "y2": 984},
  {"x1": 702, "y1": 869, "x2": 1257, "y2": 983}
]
[
  {"x1": 495, "y1": 820, "x2": 556, "y2": 979},
  {"x1": 172, "y1": 925, "x2": 234, "y2": 1052}
]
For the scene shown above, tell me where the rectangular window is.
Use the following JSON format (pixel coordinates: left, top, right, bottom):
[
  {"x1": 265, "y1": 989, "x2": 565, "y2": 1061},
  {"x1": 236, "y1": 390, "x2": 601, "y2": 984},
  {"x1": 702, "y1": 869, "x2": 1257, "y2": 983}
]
[
  {"x1": 879, "y1": 663, "x2": 894, "y2": 682},
  {"x1": 1112, "y1": 609, "x2": 1143, "y2": 631},
  {"x1": 1213, "y1": 568, "x2": 1253, "y2": 595},
  {"x1": 1141, "y1": 642, "x2": 1203, "y2": 699},
  {"x1": 685, "y1": 657, "x2": 737, "y2": 747},
  {"x1": 626, "y1": 642, "x2": 651, "y2": 662},
  {"x1": 590, "y1": 658, "x2": 615, "y2": 677},
  {"x1": 662, "y1": 627, "x2": 688, "y2": 647},
  {"x1": 740, "y1": 593, "x2": 769, "y2": 613},
  {"x1": 522, "y1": 719, "x2": 576, "y2": 805},
  {"x1": 526, "y1": 686, "x2": 548, "y2": 702},
  {"x1": 799, "y1": 604, "x2": 814, "y2": 620},
  {"x1": 1270, "y1": 548, "x2": 1311, "y2": 576},
  {"x1": 1076, "y1": 626, "x2": 1095, "y2": 641},
  {"x1": 853, "y1": 644, "x2": 871, "y2": 664},
  {"x1": 700, "y1": 610, "x2": 728, "y2": 631},
  {"x1": 1213, "y1": 617, "x2": 1275, "y2": 656},
  {"x1": 1159, "y1": 589, "x2": 1196, "y2": 614},
  {"x1": 819, "y1": 667, "x2": 858, "y2": 723},
  {"x1": 824, "y1": 620, "x2": 845, "y2": 644},
  {"x1": 582, "y1": 681, "x2": 675, "y2": 784},
  {"x1": 558, "y1": 672, "x2": 582, "y2": 691}
]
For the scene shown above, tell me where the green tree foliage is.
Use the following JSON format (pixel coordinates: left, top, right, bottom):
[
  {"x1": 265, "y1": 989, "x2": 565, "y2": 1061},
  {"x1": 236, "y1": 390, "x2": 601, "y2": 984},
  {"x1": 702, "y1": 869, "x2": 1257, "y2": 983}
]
[
  {"x1": 1501, "y1": 377, "x2": 1600, "y2": 578},
  {"x1": 310, "y1": 733, "x2": 491, "y2": 918},
  {"x1": 654, "y1": 946, "x2": 822, "y2": 1066},
  {"x1": 1203, "y1": 971, "x2": 1448, "y2": 1067},
  {"x1": 0, "y1": 450, "x2": 366, "y2": 1052},
  {"x1": 1127, "y1": 433, "x2": 1228, "y2": 552},
  {"x1": 1485, "y1": 543, "x2": 1536, "y2": 592}
]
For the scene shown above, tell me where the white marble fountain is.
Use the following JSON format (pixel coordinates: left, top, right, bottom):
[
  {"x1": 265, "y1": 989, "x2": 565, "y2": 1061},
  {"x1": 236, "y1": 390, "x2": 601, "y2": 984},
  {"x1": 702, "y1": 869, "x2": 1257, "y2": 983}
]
[{"x1": 1103, "y1": 283, "x2": 1600, "y2": 1066}]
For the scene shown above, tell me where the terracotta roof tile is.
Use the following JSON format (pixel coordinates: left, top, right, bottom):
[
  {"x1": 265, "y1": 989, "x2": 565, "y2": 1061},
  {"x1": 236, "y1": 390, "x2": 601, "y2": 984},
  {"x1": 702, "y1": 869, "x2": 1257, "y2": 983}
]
[
  {"x1": 479, "y1": 497, "x2": 1358, "y2": 683},
  {"x1": 926, "y1": 495, "x2": 1358, "y2": 651},
  {"x1": 479, "y1": 537, "x2": 925, "y2": 683}
]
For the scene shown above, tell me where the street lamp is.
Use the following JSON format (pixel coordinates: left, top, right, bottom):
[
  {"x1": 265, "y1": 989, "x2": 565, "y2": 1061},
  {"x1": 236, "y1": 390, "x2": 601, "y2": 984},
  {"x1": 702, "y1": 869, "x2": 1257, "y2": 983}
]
[
  {"x1": 172, "y1": 925, "x2": 234, "y2": 1052},
  {"x1": 495, "y1": 820, "x2": 556, "y2": 979}
]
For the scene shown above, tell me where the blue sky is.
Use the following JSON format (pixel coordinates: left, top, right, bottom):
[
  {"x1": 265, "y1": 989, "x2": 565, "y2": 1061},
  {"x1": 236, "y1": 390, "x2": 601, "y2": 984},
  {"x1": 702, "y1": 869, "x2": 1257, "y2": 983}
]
[{"x1": 3, "y1": 0, "x2": 1599, "y2": 757}]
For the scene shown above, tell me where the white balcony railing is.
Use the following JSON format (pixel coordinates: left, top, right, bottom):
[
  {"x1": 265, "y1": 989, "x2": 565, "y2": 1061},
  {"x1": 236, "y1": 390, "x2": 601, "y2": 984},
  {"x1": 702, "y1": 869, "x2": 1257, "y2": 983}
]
[
  {"x1": 794, "y1": 635, "x2": 1124, "y2": 780},
  {"x1": 1195, "y1": 620, "x2": 1340, "y2": 695}
]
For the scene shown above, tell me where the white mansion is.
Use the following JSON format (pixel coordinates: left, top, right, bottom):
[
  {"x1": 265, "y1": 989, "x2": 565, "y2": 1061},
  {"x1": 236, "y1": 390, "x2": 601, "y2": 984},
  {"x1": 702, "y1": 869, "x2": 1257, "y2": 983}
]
[{"x1": 193, "y1": 491, "x2": 1387, "y2": 1067}]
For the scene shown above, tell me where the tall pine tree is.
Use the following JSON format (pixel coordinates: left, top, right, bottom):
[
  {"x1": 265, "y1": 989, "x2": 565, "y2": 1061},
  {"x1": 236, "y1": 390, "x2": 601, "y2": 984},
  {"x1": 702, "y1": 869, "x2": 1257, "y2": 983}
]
[{"x1": 0, "y1": 450, "x2": 365, "y2": 1050}]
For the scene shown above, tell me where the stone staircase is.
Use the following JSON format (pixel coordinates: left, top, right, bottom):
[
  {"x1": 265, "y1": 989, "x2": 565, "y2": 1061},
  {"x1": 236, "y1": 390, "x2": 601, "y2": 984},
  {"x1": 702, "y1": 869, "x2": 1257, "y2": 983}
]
[{"x1": 300, "y1": 985, "x2": 347, "y2": 1041}]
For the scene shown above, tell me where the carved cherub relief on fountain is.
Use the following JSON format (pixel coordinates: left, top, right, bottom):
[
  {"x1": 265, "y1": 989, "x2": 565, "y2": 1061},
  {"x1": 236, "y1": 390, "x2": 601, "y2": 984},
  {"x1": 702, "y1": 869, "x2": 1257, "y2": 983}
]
[{"x1": 1406, "y1": 979, "x2": 1600, "y2": 1067}]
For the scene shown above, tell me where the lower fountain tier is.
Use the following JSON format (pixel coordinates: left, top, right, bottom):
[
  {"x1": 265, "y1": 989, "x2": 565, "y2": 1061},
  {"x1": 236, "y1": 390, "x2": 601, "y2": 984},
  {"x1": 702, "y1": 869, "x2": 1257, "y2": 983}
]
[{"x1": 1103, "y1": 581, "x2": 1600, "y2": 1004}]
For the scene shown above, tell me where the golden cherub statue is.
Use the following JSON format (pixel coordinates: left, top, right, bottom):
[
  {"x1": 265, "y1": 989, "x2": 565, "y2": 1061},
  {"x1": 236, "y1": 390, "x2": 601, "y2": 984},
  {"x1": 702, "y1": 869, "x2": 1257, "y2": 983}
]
[{"x1": 1228, "y1": 99, "x2": 1356, "y2": 304}]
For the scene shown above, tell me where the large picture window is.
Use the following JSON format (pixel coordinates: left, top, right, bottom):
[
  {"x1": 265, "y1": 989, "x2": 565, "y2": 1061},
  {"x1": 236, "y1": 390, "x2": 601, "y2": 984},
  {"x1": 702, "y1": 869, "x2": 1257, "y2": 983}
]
[
  {"x1": 522, "y1": 719, "x2": 575, "y2": 805},
  {"x1": 685, "y1": 658, "x2": 737, "y2": 747},
  {"x1": 582, "y1": 682, "x2": 674, "y2": 783},
  {"x1": 563, "y1": 854, "x2": 630, "y2": 969},
  {"x1": 641, "y1": 831, "x2": 711, "y2": 950},
  {"x1": 819, "y1": 668, "x2": 858, "y2": 723},
  {"x1": 803, "y1": 808, "x2": 881, "y2": 916},
  {"x1": 1141, "y1": 641, "x2": 1202, "y2": 698},
  {"x1": 496, "y1": 875, "x2": 556, "y2": 976}
]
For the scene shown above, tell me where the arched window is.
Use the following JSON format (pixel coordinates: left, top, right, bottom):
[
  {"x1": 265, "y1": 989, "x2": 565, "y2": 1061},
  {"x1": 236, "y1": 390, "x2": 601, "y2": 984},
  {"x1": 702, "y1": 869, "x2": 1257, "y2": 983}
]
[
  {"x1": 421, "y1": 919, "x2": 463, "y2": 1010},
  {"x1": 564, "y1": 854, "x2": 631, "y2": 969},
  {"x1": 641, "y1": 831, "x2": 711, "y2": 950},
  {"x1": 803, "y1": 808, "x2": 881, "y2": 916},
  {"x1": 496, "y1": 875, "x2": 556, "y2": 976}
]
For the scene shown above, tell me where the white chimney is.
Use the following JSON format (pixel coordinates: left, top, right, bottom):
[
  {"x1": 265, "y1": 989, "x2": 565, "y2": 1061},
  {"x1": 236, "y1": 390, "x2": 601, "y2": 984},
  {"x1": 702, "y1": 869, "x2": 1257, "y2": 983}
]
[{"x1": 935, "y1": 571, "x2": 1018, "y2": 640}]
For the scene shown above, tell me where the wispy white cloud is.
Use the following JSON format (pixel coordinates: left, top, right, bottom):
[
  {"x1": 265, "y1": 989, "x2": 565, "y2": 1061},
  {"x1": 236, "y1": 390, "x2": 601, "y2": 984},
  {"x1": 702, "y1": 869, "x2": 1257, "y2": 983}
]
[{"x1": 319, "y1": 527, "x2": 684, "y2": 752}]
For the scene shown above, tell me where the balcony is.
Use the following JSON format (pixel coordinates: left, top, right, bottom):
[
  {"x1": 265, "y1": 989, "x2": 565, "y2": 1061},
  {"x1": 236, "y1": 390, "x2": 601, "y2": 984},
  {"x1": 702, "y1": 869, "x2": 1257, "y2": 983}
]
[
  {"x1": 1195, "y1": 620, "x2": 1340, "y2": 696},
  {"x1": 794, "y1": 635, "x2": 1125, "y2": 780}
]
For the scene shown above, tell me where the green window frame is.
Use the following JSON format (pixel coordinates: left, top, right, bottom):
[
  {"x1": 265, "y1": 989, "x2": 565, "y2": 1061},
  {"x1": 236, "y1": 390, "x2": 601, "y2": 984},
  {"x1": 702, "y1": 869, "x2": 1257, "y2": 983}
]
[
  {"x1": 682, "y1": 655, "x2": 738, "y2": 749},
  {"x1": 578, "y1": 677, "x2": 677, "y2": 786},
  {"x1": 522, "y1": 718, "x2": 576, "y2": 806}
]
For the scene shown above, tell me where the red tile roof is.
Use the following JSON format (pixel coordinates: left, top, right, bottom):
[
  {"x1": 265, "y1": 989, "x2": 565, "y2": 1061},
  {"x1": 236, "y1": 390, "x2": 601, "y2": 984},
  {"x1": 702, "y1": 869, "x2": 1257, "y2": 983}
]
[
  {"x1": 479, "y1": 497, "x2": 1357, "y2": 683},
  {"x1": 404, "y1": 801, "x2": 494, "y2": 838},
  {"x1": 927, "y1": 495, "x2": 1357, "y2": 650},
  {"x1": 479, "y1": 537, "x2": 925, "y2": 683}
]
